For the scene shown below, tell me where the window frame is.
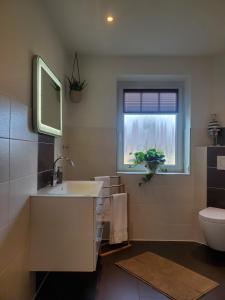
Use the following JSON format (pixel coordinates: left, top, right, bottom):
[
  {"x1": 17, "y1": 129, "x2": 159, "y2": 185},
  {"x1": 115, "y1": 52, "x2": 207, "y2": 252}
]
[{"x1": 117, "y1": 81, "x2": 185, "y2": 173}]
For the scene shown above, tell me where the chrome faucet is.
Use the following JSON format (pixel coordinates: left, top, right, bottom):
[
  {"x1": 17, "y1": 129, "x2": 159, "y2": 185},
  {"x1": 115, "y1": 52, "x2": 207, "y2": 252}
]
[{"x1": 51, "y1": 156, "x2": 75, "y2": 186}]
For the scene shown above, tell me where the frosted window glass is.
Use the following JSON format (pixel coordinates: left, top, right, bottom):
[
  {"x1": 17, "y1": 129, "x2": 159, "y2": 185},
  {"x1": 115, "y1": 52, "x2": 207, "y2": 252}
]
[{"x1": 124, "y1": 115, "x2": 176, "y2": 165}]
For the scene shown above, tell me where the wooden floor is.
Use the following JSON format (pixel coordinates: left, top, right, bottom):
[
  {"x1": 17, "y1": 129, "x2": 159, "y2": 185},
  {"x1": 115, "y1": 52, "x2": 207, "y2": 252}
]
[{"x1": 35, "y1": 241, "x2": 225, "y2": 299}]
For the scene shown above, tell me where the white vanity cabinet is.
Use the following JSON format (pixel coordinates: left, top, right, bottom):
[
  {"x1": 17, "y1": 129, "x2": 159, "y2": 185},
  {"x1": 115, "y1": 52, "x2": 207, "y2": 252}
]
[{"x1": 29, "y1": 181, "x2": 103, "y2": 272}]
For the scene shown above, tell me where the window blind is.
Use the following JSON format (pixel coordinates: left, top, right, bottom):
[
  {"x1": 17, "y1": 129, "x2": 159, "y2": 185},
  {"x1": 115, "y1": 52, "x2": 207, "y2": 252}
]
[{"x1": 123, "y1": 89, "x2": 178, "y2": 113}]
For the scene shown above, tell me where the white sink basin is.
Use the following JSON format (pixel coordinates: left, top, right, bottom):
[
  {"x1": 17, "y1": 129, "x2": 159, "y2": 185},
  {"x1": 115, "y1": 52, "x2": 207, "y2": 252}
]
[
  {"x1": 29, "y1": 180, "x2": 104, "y2": 272},
  {"x1": 35, "y1": 180, "x2": 103, "y2": 197}
]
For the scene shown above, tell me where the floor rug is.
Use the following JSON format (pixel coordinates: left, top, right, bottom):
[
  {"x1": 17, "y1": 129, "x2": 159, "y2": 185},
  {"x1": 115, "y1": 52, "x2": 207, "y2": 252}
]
[{"x1": 116, "y1": 251, "x2": 219, "y2": 300}]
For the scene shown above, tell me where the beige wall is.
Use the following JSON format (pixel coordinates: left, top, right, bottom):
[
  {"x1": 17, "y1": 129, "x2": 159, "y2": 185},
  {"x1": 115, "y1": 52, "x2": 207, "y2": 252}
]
[
  {"x1": 1, "y1": 1, "x2": 225, "y2": 297},
  {"x1": 212, "y1": 54, "x2": 225, "y2": 125},
  {"x1": 0, "y1": 0, "x2": 68, "y2": 299},
  {"x1": 66, "y1": 55, "x2": 213, "y2": 241}
]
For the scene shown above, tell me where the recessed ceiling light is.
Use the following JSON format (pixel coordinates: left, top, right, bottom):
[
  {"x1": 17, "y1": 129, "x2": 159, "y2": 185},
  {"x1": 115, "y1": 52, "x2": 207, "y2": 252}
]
[{"x1": 106, "y1": 15, "x2": 114, "y2": 23}]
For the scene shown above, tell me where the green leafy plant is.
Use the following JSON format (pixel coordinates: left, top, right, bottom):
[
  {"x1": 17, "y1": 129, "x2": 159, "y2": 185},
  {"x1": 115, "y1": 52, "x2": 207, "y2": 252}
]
[
  {"x1": 67, "y1": 77, "x2": 87, "y2": 91},
  {"x1": 130, "y1": 148, "x2": 166, "y2": 186},
  {"x1": 67, "y1": 52, "x2": 87, "y2": 91}
]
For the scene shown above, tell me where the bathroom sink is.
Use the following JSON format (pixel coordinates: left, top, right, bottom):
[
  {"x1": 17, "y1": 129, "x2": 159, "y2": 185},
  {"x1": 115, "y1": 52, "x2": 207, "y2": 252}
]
[
  {"x1": 29, "y1": 180, "x2": 104, "y2": 272},
  {"x1": 35, "y1": 180, "x2": 103, "y2": 197}
]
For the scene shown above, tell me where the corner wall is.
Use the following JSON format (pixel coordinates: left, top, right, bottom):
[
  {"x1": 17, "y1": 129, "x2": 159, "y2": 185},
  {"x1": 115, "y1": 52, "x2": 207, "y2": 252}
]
[
  {"x1": 66, "y1": 55, "x2": 213, "y2": 242},
  {"x1": 212, "y1": 54, "x2": 225, "y2": 125},
  {"x1": 0, "y1": 1, "x2": 68, "y2": 298}
]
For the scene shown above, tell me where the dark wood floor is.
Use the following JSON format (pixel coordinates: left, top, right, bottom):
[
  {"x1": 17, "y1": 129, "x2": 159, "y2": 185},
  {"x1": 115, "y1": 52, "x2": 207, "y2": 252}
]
[{"x1": 35, "y1": 241, "x2": 225, "y2": 299}]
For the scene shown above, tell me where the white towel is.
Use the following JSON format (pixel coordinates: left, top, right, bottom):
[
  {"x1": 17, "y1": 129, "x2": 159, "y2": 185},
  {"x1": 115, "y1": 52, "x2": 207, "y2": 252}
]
[
  {"x1": 94, "y1": 176, "x2": 111, "y2": 221},
  {"x1": 109, "y1": 193, "x2": 128, "y2": 244}
]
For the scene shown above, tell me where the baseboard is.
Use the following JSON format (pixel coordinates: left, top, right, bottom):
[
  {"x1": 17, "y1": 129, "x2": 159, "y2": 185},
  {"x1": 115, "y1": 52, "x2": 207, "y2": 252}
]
[
  {"x1": 129, "y1": 238, "x2": 206, "y2": 245},
  {"x1": 103, "y1": 237, "x2": 206, "y2": 245}
]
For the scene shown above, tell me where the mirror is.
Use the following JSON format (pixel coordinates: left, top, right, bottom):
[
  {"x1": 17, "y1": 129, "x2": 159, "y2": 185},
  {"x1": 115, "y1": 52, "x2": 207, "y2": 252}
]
[{"x1": 33, "y1": 55, "x2": 63, "y2": 136}]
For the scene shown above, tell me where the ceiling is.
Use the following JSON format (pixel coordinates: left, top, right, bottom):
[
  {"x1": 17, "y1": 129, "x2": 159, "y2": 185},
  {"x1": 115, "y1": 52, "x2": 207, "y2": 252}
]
[{"x1": 41, "y1": 0, "x2": 225, "y2": 56}]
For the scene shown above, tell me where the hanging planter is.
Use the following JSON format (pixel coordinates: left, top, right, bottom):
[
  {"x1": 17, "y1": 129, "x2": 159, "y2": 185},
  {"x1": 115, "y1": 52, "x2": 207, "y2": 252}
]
[
  {"x1": 129, "y1": 148, "x2": 166, "y2": 186},
  {"x1": 67, "y1": 52, "x2": 87, "y2": 103},
  {"x1": 70, "y1": 90, "x2": 82, "y2": 103}
]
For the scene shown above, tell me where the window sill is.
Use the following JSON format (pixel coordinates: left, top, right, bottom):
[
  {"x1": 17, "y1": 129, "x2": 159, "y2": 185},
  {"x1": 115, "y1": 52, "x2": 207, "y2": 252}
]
[{"x1": 117, "y1": 171, "x2": 190, "y2": 175}]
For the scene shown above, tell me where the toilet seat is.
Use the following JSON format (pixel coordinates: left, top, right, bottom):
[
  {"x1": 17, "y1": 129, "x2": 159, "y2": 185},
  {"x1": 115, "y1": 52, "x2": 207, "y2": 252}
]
[{"x1": 199, "y1": 207, "x2": 225, "y2": 223}]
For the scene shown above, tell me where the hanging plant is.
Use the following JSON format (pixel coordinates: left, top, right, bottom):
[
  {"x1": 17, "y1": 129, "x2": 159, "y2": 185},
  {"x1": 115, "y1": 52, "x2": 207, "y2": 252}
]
[
  {"x1": 129, "y1": 148, "x2": 166, "y2": 186},
  {"x1": 67, "y1": 52, "x2": 87, "y2": 103}
]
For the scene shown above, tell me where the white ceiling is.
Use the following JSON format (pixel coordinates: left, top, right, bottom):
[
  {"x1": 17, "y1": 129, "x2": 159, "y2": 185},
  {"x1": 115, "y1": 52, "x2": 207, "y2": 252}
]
[{"x1": 42, "y1": 0, "x2": 225, "y2": 56}]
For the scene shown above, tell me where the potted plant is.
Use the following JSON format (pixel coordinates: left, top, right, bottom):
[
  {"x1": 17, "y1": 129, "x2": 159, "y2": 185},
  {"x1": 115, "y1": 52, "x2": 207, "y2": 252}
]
[
  {"x1": 130, "y1": 148, "x2": 166, "y2": 186},
  {"x1": 67, "y1": 52, "x2": 87, "y2": 103}
]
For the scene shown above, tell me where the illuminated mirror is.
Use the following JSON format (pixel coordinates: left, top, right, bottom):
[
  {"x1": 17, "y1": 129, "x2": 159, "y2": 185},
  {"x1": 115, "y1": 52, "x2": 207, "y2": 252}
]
[{"x1": 33, "y1": 55, "x2": 62, "y2": 136}]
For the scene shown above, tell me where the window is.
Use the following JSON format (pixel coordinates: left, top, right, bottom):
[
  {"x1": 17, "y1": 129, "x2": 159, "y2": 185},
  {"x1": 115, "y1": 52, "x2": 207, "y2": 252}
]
[{"x1": 117, "y1": 81, "x2": 187, "y2": 173}]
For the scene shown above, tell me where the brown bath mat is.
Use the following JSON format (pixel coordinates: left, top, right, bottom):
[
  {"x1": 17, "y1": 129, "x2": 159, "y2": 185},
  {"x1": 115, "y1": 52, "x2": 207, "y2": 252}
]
[{"x1": 116, "y1": 252, "x2": 219, "y2": 300}]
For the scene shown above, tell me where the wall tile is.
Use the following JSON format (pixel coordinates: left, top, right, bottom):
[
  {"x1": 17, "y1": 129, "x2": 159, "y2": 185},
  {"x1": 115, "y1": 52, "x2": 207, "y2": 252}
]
[
  {"x1": 66, "y1": 127, "x2": 116, "y2": 180},
  {"x1": 9, "y1": 174, "x2": 37, "y2": 221},
  {"x1": 0, "y1": 249, "x2": 34, "y2": 300},
  {"x1": 207, "y1": 147, "x2": 225, "y2": 208},
  {"x1": 207, "y1": 167, "x2": 225, "y2": 188},
  {"x1": 217, "y1": 128, "x2": 225, "y2": 146},
  {"x1": 10, "y1": 140, "x2": 38, "y2": 180},
  {"x1": 207, "y1": 188, "x2": 225, "y2": 209},
  {"x1": 129, "y1": 204, "x2": 193, "y2": 240},
  {"x1": 38, "y1": 133, "x2": 54, "y2": 144},
  {"x1": 38, "y1": 170, "x2": 52, "y2": 189},
  {"x1": 37, "y1": 133, "x2": 55, "y2": 189},
  {"x1": 0, "y1": 182, "x2": 9, "y2": 229},
  {"x1": 0, "y1": 226, "x2": 11, "y2": 273},
  {"x1": 0, "y1": 95, "x2": 10, "y2": 138},
  {"x1": 0, "y1": 266, "x2": 8, "y2": 300},
  {"x1": 10, "y1": 100, "x2": 38, "y2": 142},
  {"x1": 0, "y1": 201, "x2": 30, "y2": 273},
  {"x1": 38, "y1": 143, "x2": 54, "y2": 173},
  {"x1": 207, "y1": 146, "x2": 225, "y2": 167},
  {"x1": 54, "y1": 136, "x2": 64, "y2": 160},
  {"x1": 0, "y1": 138, "x2": 9, "y2": 182}
]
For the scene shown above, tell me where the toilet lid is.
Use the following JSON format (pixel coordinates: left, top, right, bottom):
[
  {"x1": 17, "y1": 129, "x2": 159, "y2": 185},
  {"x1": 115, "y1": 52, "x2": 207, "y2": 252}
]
[{"x1": 199, "y1": 207, "x2": 225, "y2": 223}]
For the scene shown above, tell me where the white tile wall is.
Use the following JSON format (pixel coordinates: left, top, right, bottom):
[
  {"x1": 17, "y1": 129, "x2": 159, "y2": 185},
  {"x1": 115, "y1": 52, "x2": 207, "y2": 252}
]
[
  {"x1": 10, "y1": 140, "x2": 38, "y2": 180},
  {"x1": 0, "y1": 201, "x2": 31, "y2": 271},
  {"x1": 0, "y1": 182, "x2": 9, "y2": 229},
  {"x1": 0, "y1": 0, "x2": 68, "y2": 297},
  {"x1": 10, "y1": 100, "x2": 38, "y2": 142},
  {"x1": 0, "y1": 139, "x2": 9, "y2": 183},
  {"x1": 0, "y1": 95, "x2": 10, "y2": 138},
  {"x1": 9, "y1": 175, "x2": 37, "y2": 221},
  {"x1": 0, "y1": 249, "x2": 35, "y2": 300},
  {"x1": 0, "y1": 95, "x2": 38, "y2": 300}
]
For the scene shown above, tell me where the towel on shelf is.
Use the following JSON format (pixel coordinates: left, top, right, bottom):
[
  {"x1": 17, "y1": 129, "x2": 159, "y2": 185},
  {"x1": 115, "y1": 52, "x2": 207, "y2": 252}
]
[
  {"x1": 94, "y1": 176, "x2": 111, "y2": 221},
  {"x1": 109, "y1": 193, "x2": 128, "y2": 244}
]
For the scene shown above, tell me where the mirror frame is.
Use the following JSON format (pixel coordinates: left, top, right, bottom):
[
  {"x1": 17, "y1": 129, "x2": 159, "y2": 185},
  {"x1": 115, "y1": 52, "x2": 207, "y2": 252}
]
[{"x1": 33, "y1": 55, "x2": 63, "y2": 136}]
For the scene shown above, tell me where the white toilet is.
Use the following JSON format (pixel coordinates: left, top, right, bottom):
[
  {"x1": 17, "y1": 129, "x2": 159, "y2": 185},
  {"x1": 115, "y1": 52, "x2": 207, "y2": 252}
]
[{"x1": 199, "y1": 207, "x2": 225, "y2": 251}]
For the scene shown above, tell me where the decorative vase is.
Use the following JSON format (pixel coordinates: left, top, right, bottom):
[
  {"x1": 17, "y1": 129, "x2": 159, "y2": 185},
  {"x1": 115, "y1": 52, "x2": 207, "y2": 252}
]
[
  {"x1": 70, "y1": 90, "x2": 82, "y2": 103},
  {"x1": 208, "y1": 114, "x2": 221, "y2": 146}
]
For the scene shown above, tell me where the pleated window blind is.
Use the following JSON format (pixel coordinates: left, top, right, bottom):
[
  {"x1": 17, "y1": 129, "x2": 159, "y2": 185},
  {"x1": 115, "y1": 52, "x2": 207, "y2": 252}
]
[{"x1": 123, "y1": 89, "x2": 178, "y2": 114}]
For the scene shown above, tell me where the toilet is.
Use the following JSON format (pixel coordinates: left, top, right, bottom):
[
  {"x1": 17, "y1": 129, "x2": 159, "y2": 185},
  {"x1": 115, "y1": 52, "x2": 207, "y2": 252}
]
[{"x1": 199, "y1": 207, "x2": 225, "y2": 251}]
